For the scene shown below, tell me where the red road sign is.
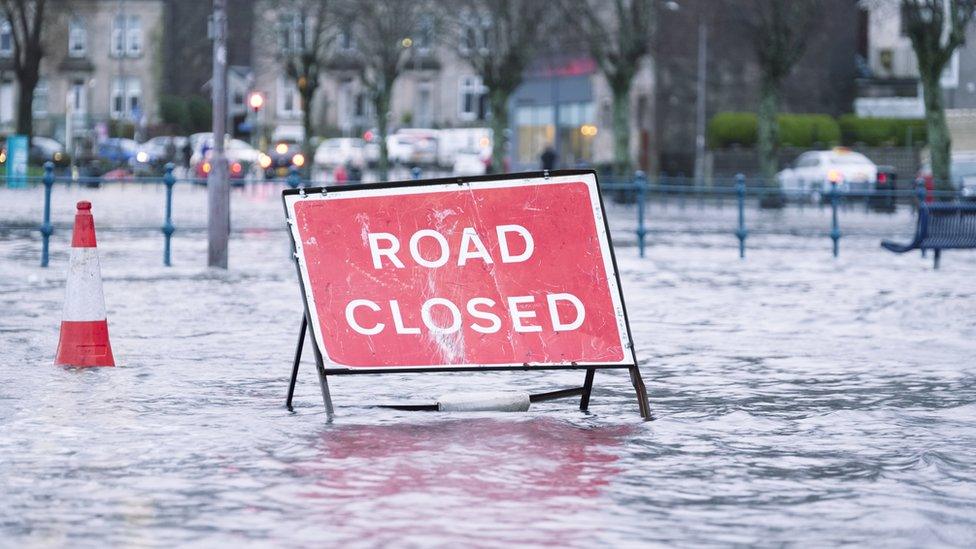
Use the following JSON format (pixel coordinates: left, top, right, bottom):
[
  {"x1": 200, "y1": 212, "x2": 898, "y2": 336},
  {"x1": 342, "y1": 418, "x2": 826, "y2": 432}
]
[{"x1": 284, "y1": 172, "x2": 634, "y2": 370}]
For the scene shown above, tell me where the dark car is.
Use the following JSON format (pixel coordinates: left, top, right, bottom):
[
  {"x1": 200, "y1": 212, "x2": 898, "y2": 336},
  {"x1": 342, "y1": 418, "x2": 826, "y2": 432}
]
[
  {"x1": 262, "y1": 142, "x2": 305, "y2": 179},
  {"x1": 96, "y1": 138, "x2": 139, "y2": 166}
]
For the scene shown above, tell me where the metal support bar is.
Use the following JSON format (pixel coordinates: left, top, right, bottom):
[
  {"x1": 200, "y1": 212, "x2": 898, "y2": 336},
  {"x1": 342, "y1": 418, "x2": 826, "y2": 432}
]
[
  {"x1": 735, "y1": 174, "x2": 747, "y2": 259},
  {"x1": 635, "y1": 171, "x2": 647, "y2": 258},
  {"x1": 830, "y1": 181, "x2": 841, "y2": 257},
  {"x1": 529, "y1": 386, "x2": 585, "y2": 403},
  {"x1": 40, "y1": 162, "x2": 54, "y2": 267},
  {"x1": 934, "y1": 248, "x2": 941, "y2": 269},
  {"x1": 580, "y1": 368, "x2": 595, "y2": 411},
  {"x1": 162, "y1": 163, "x2": 176, "y2": 266},
  {"x1": 630, "y1": 366, "x2": 653, "y2": 420},
  {"x1": 285, "y1": 314, "x2": 307, "y2": 411}
]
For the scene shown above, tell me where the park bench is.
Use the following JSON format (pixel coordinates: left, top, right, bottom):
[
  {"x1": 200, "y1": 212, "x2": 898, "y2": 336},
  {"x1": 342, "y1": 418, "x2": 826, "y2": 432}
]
[{"x1": 881, "y1": 202, "x2": 976, "y2": 269}]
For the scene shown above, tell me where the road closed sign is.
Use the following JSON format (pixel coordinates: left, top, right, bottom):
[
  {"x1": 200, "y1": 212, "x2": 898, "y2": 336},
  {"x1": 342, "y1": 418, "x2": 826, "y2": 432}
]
[{"x1": 283, "y1": 171, "x2": 636, "y2": 370}]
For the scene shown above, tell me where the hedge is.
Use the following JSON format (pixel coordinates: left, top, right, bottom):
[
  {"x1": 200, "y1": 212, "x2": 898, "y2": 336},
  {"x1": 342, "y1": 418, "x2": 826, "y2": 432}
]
[
  {"x1": 708, "y1": 112, "x2": 840, "y2": 148},
  {"x1": 709, "y1": 112, "x2": 927, "y2": 149},
  {"x1": 707, "y1": 112, "x2": 758, "y2": 148},
  {"x1": 837, "y1": 115, "x2": 926, "y2": 146}
]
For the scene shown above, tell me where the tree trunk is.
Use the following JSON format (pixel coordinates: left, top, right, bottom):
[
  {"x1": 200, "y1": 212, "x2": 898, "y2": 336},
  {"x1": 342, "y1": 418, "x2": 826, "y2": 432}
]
[
  {"x1": 489, "y1": 89, "x2": 508, "y2": 173},
  {"x1": 15, "y1": 75, "x2": 37, "y2": 137},
  {"x1": 374, "y1": 90, "x2": 391, "y2": 180},
  {"x1": 301, "y1": 87, "x2": 316, "y2": 179},
  {"x1": 611, "y1": 83, "x2": 632, "y2": 176},
  {"x1": 921, "y1": 70, "x2": 952, "y2": 191},
  {"x1": 757, "y1": 77, "x2": 780, "y2": 186}
]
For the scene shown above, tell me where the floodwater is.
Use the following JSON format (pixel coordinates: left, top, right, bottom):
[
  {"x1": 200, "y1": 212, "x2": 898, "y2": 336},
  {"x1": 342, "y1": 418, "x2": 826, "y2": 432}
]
[{"x1": 1, "y1": 186, "x2": 975, "y2": 547}]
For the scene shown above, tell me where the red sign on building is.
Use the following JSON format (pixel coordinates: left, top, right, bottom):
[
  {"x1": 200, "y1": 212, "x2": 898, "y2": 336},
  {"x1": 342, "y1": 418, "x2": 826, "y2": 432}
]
[{"x1": 284, "y1": 172, "x2": 635, "y2": 370}]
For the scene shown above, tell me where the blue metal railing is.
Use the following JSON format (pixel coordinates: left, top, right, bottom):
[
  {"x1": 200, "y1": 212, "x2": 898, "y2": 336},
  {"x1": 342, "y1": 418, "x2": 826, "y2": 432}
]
[{"x1": 11, "y1": 166, "x2": 973, "y2": 268}]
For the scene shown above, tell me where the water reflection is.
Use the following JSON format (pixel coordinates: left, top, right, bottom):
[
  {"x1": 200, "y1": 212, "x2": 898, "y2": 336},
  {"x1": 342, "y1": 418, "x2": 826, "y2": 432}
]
[{"x1": 291, "y1": 418, "x2": 635, "y2": 545}]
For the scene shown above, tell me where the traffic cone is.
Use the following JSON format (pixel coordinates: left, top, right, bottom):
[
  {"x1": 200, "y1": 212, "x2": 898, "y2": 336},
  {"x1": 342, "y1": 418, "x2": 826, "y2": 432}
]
[{"x1": 55, "y1": 201, "x2": 115, "y2": 367}]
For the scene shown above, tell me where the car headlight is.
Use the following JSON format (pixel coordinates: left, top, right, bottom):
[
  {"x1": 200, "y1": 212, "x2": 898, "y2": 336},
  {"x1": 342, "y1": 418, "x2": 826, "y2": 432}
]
[
  {"x1": 258, "y1": 153, "x2": 272, "y2": 169},
  {"x1": 136, "y1": 151, "x2": 149, "y2": 163}
]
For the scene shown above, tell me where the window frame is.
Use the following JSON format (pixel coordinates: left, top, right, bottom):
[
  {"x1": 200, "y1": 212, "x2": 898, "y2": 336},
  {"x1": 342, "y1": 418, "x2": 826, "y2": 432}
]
[{"x1": 68, "y1": 17, "x2": 87, "y2": 58}]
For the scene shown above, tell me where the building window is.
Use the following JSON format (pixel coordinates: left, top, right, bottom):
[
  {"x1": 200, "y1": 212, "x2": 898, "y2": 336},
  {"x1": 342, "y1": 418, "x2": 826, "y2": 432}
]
[
  {"x1": 110, "y1": 76, "x2": 142, "y2": 119},
  {"x1": 70, "y1": 78, "x2": 87, "y2": 115},
  {"x1": 111, "y1": 15, "x2": 124, "y2": 57},
  {"x1": 111, "y1": 15, "x2": 141, "y2": 57},
  {"x1": 33, "y1": 79, "x2": 48, "y2": 118},
  {"x1": 0, "y1": 78, "x2": 13, "y2": 123},
  {"x1": 277, "y1": 13, "x2": 303, "y2": 53},
  {"x1": 0, "y1": 19, "x2": 12, "y2": 57},
  {"x1": 339, "y1": 30, "x2": 355, "y2": 51},
  {"x1": 516, "y1": 104, "x2": 554, "y2": 164},
  {"x1": 458, "y1": 75, "x2": 487, "y2": 121},
  {"x1": 127, "y1": 16, "x2": 142, "y2": 56},
  {"x1": 68, "y1": 17, "x2": 87, "y2": 57},
  {"x1": 416, "y1": 81, "x2": 433, "y2": 127},
  {"x1": 459, "y1": 11, "x2": 488, "y2": 54},
  {"x1": 416, "y1": 15, "x2": 434, "y2": 53},
  {"x1": 277, "y1": 77, "x2": 301, "y2": 118}
]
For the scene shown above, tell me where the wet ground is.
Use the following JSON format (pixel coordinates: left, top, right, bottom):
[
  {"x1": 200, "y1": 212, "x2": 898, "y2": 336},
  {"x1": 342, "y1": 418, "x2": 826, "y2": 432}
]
[{"x1": 1, "y1": 185, "x2": 975, "y2": 547}]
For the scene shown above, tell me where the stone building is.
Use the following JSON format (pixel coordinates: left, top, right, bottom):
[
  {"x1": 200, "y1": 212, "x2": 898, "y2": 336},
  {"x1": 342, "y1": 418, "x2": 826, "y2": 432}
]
[
  {"x1": 250, "y1": 3, "x2": 654, "y2": 171},
  {"x1": 0, "y1": 0, "x2": 165, "y2": 145}
]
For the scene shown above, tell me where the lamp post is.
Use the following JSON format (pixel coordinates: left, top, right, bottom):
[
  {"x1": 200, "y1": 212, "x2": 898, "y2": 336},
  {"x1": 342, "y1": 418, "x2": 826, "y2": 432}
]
[
  {"x1": 248, "y1": 91, "x2": 264, "y2": 149},
  {"x1": 208, "y1": 0, "x2": 229, "y2": 268}
]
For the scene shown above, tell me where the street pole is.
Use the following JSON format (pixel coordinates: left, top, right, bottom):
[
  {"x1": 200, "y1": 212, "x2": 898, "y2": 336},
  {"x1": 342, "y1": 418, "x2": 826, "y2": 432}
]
[
  {"x1": 208, "y1": 0, "x2": 230, "y2": 268},
  {"x1": 693, "y1": 18, "x2": 707, "y2": 187}
]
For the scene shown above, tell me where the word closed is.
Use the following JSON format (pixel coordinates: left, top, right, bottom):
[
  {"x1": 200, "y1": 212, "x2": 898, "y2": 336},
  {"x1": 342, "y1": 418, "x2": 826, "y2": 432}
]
[{"x1": 290, "y1": 177, "x2": 629, "y2": 368}]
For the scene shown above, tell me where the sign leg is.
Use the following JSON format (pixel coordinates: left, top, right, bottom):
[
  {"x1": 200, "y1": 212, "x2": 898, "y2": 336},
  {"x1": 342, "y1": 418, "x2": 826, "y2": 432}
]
[
  {"x1": 315, "y1": 362, "x2": 334, "y2": 418},
  {"x1": 286, "y1": 315, "x2": 307, "y2": 410},
  {"x1": 629, "y1": 366, "x2": 653, "y2": 420},
  {"x1": 579, "y1": 368, "x2": 595, "y2": 411}
]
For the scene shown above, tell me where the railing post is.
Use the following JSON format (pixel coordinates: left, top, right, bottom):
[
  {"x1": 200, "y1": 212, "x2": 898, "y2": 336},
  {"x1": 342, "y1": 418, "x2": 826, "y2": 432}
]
[
  {"x1": 162, "y1": 163, "x2": 176, "y2": 266},
  {"x1": 915, "y1": 178, "x2": 928, "y2": 259},
  {"x1": 735, "y1": 173, "x2": 747, "y2": 259},
  {"x1": 288, "y1": 165, "x2": 300, "y2": 189},
  {"x1": 635, "y1": 170, "x2": 647, "y2": 258},
  {"x1": 830, "y1": 180, "x2": 840, "y2": 257},
  {"x1": 411, "y1": 166, "x2": 422, "y2": 180},
  {"x1": 40, "y1": 161, "x2": 54, "y2": 267}
]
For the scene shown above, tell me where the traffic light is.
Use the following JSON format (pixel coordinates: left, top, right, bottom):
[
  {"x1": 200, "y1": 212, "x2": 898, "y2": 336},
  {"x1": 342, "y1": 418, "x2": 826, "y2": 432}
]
[{"x1": 248, "y1": 91, "x2": 265, "y2": 113}]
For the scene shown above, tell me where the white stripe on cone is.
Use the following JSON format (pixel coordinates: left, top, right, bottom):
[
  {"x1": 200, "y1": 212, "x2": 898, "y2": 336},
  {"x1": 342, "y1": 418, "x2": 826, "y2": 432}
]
[{"x1": 62, "y1": 247, "x2": 107, "y2": 322}]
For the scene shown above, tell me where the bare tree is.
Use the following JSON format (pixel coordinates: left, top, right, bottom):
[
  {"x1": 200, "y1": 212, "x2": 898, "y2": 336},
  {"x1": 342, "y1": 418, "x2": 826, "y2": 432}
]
[
  {"x1": 902, "y1": 0, "x2": 976, "y2": 190},
  {"x1": 2, "y1": 0, "x2": 46, "y2": 137},
  {"x1": 742, "y1": 0, "x2": 822, "y2": 195},
  {"x1": 343, "y1": 0, "x2": 427, "y2": 180},
  {"x1": 273, "y1": 0, "x2": 336, "y2": 175},
  {"x1": 559, "y1": 0, "x2": 655, "y2": 175},
  {"x1": 446, "y1": 0, "x2": 548, "y2": 171}
]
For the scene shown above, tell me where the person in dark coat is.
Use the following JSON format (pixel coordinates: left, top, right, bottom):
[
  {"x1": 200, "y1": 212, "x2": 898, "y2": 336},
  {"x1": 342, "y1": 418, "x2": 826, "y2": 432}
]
[{"x1": 540, "y1": 146, "x2": 557, "y2": 171}]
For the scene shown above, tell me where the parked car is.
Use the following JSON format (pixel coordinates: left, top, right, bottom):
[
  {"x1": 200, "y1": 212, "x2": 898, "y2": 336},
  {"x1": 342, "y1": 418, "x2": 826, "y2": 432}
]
[
  {"x1": 437, "y1": 128, "x2": 491, "y2": 168},
  {"x1": 193, "y1": 140, "x2": 258, "y2": 183},
  {"x1": 452, "y1": 148, "x2": 491, "y2": 176},
  {"x1": 131, "y1": 136, "x2": 188, "y2": 175},
  {"x1": 30, "y1": 136, "x2": 70, "y2": 167},
  {"x1": 918, "y1": 152, "x2": 976, "y2": 200},
  {"x1": 96, "y1": 138, "x2": 140, "y2": 166},
  {"x1": 777, "y1": 148, "x2": 878, "y2": 202},
  {"x1": 386, "y1": 129, "x2": 438, "y2": 166},
  {"x1": 313, "y1": 137, "x2": 376, "y2": 168}
]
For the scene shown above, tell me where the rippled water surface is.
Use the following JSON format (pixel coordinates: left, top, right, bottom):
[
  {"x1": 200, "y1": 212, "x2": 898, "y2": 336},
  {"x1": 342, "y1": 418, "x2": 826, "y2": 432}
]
[{"x1": 2, "y1": 187, "x2": 976, "y2": 547}]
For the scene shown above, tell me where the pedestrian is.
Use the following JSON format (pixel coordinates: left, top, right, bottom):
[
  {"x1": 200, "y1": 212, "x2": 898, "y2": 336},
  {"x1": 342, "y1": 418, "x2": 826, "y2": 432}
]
[
  {"x1": 540, "y1": 146, "x2": 557, "y2": 171},
  {"x1": 165, "y1": 138, "x2": 177, "y2": 164},
  {"x1": 334, "y1": 163, "x2": 348, "y2": 184},
  {"x1": 181, "y1": 140, "x2": 192, "y2": 169}
]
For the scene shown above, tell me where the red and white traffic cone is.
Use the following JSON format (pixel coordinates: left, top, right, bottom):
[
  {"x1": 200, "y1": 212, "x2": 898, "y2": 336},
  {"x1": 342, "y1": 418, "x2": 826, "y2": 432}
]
[{"x1": 55, "y1": 201, "x2": 115, "y2": 367}]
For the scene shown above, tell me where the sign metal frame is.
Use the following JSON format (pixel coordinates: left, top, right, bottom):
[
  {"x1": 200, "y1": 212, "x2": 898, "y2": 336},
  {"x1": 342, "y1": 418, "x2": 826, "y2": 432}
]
[{"x1": 282, "y1": 169, "x2": 651, "y2": 419}]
